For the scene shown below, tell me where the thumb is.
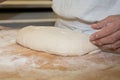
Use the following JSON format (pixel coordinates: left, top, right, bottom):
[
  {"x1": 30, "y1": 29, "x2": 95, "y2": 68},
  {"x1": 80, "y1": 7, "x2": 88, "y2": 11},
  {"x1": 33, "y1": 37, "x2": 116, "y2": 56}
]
[{"x1": 91, "y1": 23, "x2": 103, "y2": 30}]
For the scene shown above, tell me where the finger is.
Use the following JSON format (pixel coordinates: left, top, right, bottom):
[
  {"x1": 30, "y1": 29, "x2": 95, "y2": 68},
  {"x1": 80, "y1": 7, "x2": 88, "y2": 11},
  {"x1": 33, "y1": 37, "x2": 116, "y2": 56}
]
[
  {"x1": 112, "y1": 40, "x2": 120, "y2": 49},
  {"x1": 90, "y1": 21, "x2": 120, "y2": 41},
  {"x1": 91, "y1": 30, "x2": 120, "y2": 46},
  {"x1": 101, "y1": 45, "x2": 113, "y2": 50},
  {"x1": 91, "y1": 16, "x2": 115, "y2": 29},
  {"x1": 115, "y1": 48, "x2": 120, "y2": 53},
  {"x1": 91, "y1": 24, "x2": 103, "y2": 30},
  {"x1": 101, "y1": 40, "x2": 120, "y2": 50}
]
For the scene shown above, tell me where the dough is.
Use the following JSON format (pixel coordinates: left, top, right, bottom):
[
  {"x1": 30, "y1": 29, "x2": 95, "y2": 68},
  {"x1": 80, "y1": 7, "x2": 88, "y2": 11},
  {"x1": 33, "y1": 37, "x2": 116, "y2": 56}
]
[{"x1": 17, "y1": 26, "x2": 98, "y2": 56}]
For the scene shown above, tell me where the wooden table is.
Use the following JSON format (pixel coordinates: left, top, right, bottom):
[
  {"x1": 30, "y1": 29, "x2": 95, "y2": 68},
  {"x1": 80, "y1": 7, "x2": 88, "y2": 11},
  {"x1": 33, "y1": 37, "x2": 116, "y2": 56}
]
[{"x1": 0, "y1": 27, "x2": 120, "y2": 80}]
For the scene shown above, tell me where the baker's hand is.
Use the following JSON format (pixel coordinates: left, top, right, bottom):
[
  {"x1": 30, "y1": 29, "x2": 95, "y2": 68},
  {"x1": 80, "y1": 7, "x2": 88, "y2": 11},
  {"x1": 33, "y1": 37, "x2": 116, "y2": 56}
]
[{"x1": 90, "y1": 15, "x2": 120, "y2": 53}]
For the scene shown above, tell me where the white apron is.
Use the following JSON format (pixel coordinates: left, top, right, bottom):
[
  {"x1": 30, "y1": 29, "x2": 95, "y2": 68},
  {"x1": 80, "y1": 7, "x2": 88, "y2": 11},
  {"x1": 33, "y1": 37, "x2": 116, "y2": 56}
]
[{"x1": 52, "y1": 0, "x2": 120, "y2": 34}]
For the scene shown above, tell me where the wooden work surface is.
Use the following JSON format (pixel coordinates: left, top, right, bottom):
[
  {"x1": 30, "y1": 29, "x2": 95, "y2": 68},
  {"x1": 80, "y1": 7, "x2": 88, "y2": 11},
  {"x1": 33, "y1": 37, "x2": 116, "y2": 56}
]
[{"x1": 0, "y1": 26, "x2": 120, "y2": 80}]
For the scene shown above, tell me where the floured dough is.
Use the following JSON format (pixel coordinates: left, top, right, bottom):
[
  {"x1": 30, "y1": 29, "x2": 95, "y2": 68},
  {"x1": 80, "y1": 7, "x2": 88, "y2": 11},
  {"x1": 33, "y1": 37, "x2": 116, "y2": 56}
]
[{"x1": 17, "y1": 26, "x2": 98, "y2": 56}]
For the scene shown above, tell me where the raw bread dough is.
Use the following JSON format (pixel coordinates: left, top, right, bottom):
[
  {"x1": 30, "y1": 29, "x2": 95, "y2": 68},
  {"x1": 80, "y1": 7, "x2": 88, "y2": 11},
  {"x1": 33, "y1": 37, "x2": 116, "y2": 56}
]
[{"x1": 17, "y1": 26, "x2": 98, "y2": 56}]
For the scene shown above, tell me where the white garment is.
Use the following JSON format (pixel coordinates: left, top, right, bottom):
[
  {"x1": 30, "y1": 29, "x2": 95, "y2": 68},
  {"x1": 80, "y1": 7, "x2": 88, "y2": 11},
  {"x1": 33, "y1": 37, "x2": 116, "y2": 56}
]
[{"x1": 52, "y1": 0, "x2": 120, "y2": 34}]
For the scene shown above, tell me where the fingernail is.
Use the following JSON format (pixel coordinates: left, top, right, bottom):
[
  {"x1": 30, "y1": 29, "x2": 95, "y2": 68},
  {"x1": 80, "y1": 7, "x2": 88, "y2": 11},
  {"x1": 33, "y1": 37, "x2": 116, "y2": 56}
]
[
  {"x1": 97, "y1": 26, "x2": 103, "y2": 29},
  {"x1": 90, "y1": 35, "x2": 94, "y2": 40},
  {"x1": 95, "y1": 34, "x2": 99, "y2": 38},
  {"x1": 92, "y1": 41, "x2": 97, "y2": 44},
  {"x1": 90, "y1": 34, "x2": 98, "y2": 41},
  {"x1": 92, "y1": 24, "x2": 97, "y2": 26}
]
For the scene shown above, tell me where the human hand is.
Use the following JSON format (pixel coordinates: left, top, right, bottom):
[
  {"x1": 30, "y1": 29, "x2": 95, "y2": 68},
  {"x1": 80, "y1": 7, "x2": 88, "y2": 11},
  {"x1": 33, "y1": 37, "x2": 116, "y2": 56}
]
[{"x1": 90, "y1": 15, "x2": 120, "y2": 53}]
